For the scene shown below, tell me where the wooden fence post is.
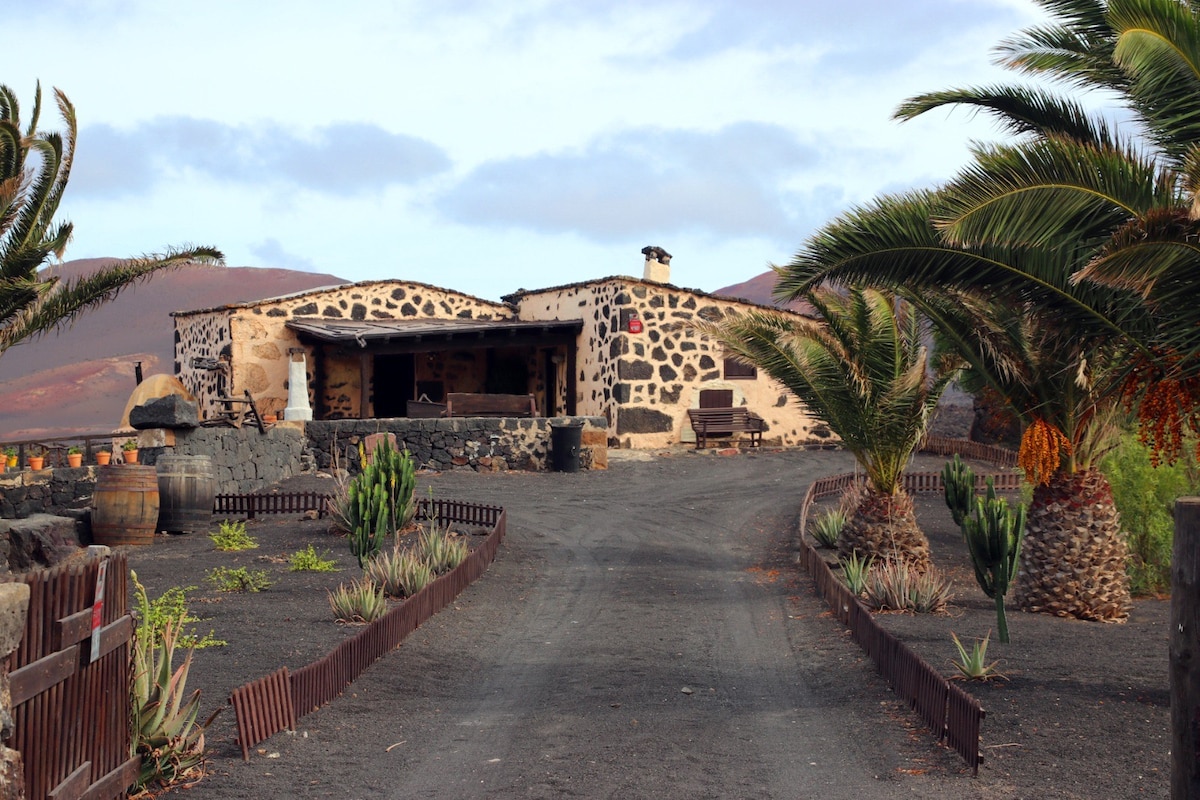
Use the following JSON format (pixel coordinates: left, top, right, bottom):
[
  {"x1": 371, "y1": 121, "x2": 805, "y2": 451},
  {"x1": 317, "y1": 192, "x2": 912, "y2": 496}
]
[
  {"x1": 1172, "y1": 497, "x2": 1200, "y2": 799},
  {"x1": 0, "y1": 583, "x2": 30, "y2": 800}
]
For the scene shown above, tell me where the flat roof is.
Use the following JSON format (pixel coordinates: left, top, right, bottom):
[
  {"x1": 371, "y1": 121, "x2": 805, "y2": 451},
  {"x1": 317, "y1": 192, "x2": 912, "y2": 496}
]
[{"x1": 286, "y1": 317, "x2": 583, "y2": 348}]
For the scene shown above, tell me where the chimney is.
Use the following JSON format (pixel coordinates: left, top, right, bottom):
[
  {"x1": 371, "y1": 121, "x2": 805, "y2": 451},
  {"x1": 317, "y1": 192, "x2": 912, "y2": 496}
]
[{"x1": 641, "y1": 245, "x2": 672, "y2": 284}]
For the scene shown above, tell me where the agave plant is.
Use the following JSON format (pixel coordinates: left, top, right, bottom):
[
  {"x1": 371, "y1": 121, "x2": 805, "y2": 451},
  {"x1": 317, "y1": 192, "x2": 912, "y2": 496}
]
[
  {"x1": 365, "y1": 547, "x2": 434, "y2": 598},
  {"x1": 418, "y1": 521, "x2": 468, "y2": 575},
  {"x1": 130, "y1": 572, "x2": 220, "y2": 794}
]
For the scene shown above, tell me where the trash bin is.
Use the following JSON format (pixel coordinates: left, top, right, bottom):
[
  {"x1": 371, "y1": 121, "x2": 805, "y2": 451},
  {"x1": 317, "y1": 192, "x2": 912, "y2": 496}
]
[{"x1": 550, "y1": 421, "x2": 583, "y2": 473}]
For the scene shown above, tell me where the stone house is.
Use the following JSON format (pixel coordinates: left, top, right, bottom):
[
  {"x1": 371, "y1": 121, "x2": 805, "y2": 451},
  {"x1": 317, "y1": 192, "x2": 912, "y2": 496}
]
[{"x1": 171, "y1": 250, "x2": 829, "y2": 449}]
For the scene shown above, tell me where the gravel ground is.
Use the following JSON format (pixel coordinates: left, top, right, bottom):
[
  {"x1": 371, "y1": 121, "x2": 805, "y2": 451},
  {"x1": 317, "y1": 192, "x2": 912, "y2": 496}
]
[{"x1": 123, "y1": 448, "x2": 1167, "y2": 799}]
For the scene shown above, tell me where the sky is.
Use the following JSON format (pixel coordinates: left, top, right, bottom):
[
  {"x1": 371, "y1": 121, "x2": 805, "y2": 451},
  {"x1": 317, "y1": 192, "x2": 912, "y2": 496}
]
[{"x1": 7, "y1": 0, "x2": 1049, "y2": 302}]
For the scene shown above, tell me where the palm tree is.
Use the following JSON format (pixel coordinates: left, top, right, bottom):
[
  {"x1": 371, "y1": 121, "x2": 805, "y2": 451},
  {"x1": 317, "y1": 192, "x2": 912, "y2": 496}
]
[
  {"x1": 0, "y1": 83, "x2": 222, "y2": 357},
  {"x1": 895, "y1": 0, "x2": 1200, "y2": 455},
  {"x1": 777, "y1": 188, "x2": 1141, "y2": 621},
  {"x1": 701, "y1": 287, "x2": 957, "y2": 571}
]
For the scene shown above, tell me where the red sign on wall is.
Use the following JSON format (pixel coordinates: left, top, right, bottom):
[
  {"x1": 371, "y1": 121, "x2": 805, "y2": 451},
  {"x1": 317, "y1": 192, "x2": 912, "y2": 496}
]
[{"x1": 628, "y1": 317, "x2": 643, "y2": 334}]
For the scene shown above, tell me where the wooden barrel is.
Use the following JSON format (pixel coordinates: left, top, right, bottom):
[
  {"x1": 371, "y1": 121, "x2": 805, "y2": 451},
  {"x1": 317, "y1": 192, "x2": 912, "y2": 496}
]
[
  {"x1": 91, "y1": 466, "x2": 160, "y2": 546},
  {"x1": 156, "y1": 455, "x2": 217, "y2": 534}
]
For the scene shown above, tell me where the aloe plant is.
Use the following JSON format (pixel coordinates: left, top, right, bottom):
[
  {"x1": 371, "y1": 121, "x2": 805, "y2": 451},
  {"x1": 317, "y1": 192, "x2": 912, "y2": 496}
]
[
  {"x1": 942, "y1": 454, "x2": 976, "y2": 529},
  {"x1": 961, "y1": 478, "x2": 1026, "y2": 644},
  {"x1": 130, "y1": 572, "x2": 220, "y2": 794},
  {"x1": 345, "y1": 439, "x2": 417, "y2": 567}
]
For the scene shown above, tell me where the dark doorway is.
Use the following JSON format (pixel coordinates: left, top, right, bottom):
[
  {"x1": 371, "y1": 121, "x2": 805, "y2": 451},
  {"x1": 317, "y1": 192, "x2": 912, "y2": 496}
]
[
  {"x1": 486, "y1": 352, "x2": 530, "y2": 395},
  {"x1": 373, "y1": 354, "x2": 415, "y2": 417},
  {"x1": 543, "y1": 350, "x2": 559, "y2": 416}
]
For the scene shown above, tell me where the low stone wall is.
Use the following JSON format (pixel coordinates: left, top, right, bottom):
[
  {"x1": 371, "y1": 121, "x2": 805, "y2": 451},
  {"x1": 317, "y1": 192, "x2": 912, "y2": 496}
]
[
  {"x1": 0, "y1": 416, "x2": 608, "y2": 521},
  {"x1": 143, "y1": 423, "x2": 310, "y2": 495},
  {"x1": 306, "y1": 417, "x2": 609, "y2": 473},
  {"x1": 0, "y1": 466, "x2": 98, "y2": 519}
]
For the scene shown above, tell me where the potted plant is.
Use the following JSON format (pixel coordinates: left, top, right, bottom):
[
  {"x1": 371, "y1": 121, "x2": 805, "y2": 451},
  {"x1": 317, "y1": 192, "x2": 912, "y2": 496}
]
[
  {"x1": 122, "y1": 439, "x2": 139, "y2": 465},
  {"x1": 95, "y1": 448, "x2": 112, "y2": 466},
  {"x1": 27, "y1": 447, "x2": 44, "y2": 471},
  {"x1": 67, "y1": 446, "x2": 83, "y2": 468},
  {"x1": 4, "y1": 447, "x2": 16, "y2": 469}
]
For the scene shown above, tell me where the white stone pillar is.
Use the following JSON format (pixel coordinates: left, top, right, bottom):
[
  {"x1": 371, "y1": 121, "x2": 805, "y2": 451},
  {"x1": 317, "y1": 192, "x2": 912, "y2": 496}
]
[{"x1": 284, "y1": 349, "x2": 313, "y2": 421}]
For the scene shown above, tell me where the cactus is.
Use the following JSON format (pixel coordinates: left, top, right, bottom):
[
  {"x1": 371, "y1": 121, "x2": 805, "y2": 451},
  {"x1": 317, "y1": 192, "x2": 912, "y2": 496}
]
[
  {"x1": 346, "y1": 438, "x2": 417, "y2": 567},
  {"x1": 942, "y1": 453, "x2": 976, "y2": 528},
  {"x1": 961, "y1": 477, "x2": 1026, "y2": 644}
]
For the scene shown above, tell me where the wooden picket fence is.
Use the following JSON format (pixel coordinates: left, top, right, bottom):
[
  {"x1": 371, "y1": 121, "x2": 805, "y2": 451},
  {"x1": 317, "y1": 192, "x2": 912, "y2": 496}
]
[
  {"x1": 229, "y1": 499, "x2": 506, "y2": 759},
  {"x1": 795, "y1": 440, "x2": 1020, "y2": 774},
  {"x1": 9, "y1": 552, "x2": 138, "y2": 800}
]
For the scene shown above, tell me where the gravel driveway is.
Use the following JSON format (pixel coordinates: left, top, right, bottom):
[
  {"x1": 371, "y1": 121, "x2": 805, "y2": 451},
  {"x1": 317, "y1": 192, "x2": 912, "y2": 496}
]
[{"x1": 176, "y1": 448, "x2": 1002, "y2": 799}]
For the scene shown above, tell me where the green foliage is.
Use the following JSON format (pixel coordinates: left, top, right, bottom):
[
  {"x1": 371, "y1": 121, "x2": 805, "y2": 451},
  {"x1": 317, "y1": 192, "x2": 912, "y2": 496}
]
[
  {"x1": 838, "y1": 551, "x2": 873, "y2": 596},
  {"x1": 130, "y1": 572, "x2": 220, "y2": 794},
  {"x1": 942, "y1": 454, "x2": 976, "y2": 528},
  {"x1": 328, "y1": 577, "x2": 388, "y2": 623},
  {"x1": 345, "y1": 439, "x2": 417, "y2": 567},
  {"x1": 961, "y1": 477, "x2": 1026, "y2": 643},
  {"x1": 864, "y1": 561, "x2": 952, "y2": 614},
  {"x1": 134, "y1": 583, "x2": 224, "y2": 649},
  {"x1": 365, "y1": 547, "x2": 434, "y2": 598},
  {"x1": 810, "y1": 508, "x2": 846, "y2": 548},
  {"x1": 949, "y1": 631, "x2": 1003, "y2": 682},
  {"x1": 288, "y1": 544, "x2": 339, "y2": 572},
  {"x1": 418, "y1": 521, "x2": 468, "y2": 575},
  {"x1": 205, "y1": 566, "x2": 272, "y2": 593},
  {"x1": 700, "y1": 288, "x2": 958, "y2": 496},
  {"x1": 1101, "y1": 432, "x2": 1200, "y2": 595},
  {"x1": 0, "y1": 84, "x2": 223, "y2": 359},
  {"x1": 209, "y1": 520, "x2": 258, "y2": 552}
]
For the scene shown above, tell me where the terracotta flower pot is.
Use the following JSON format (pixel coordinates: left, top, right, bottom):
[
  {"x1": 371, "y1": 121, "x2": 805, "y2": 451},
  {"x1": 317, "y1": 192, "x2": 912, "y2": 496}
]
[
  {"x1": 123, "y1": 450, "x2": 139, "y2": 465},
  {"x1": 95, "y1": 452, "x2": 112, "y2": 466},
  {"x1": 28, "y1": 456, "x2": 44, "y2": 470},
  {"x1": 68, "y1": 453, "x2": 83, "y2": 468}
]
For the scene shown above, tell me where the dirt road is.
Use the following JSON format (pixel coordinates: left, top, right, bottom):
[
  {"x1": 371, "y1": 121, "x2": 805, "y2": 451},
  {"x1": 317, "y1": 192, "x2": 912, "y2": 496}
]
[{"x1": 188, "y1": 449, "x2": 981, "y2": 799}]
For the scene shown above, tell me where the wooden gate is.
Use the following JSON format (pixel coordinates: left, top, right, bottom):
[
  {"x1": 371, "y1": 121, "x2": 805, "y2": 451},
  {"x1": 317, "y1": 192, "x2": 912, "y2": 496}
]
[{"x1": 9, "y1": 553, "x2": 138, "y2": 800}]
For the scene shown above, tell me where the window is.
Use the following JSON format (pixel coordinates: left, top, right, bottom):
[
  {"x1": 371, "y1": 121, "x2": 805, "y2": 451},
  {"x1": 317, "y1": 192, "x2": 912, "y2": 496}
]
[{"x1": 723, "y1": 356, "x2": 756, "y2": 380}]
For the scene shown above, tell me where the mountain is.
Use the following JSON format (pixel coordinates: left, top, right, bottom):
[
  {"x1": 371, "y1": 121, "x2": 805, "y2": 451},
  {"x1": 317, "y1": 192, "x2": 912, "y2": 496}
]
[
  {"x1": 0, "y1": 259, "x2": 348, "y2": 440},
  {"x1": 714, "y1": 270, "x2": 811, "y2": 313}
]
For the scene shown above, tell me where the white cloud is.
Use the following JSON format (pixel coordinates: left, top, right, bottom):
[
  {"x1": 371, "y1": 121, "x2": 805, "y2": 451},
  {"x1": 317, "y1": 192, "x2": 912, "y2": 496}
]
[{"x1": 9, "y1": 0, "x2": 1054, "y2": 298}]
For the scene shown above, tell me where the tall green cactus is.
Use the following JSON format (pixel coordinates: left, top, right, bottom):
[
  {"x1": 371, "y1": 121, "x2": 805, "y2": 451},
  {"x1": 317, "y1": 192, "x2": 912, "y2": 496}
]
[
  {"x1": 346, "y1": 438, "x2": 417, "y2": 567},
  {"x1": 961, "y1": 477, "x2": 1026, "y2": 644},
  {"x1": 942, "y1": 453, "x2": 976, "y2": 528}
]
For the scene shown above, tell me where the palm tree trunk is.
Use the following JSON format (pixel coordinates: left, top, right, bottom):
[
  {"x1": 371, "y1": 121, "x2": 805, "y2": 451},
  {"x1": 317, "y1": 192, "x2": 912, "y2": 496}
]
[
  {"x1": 1015, "y1": 469, "x2": 1131, "y2": 622},
  {"x1": 838, "y1": 487, "x2": 932, "y2": 572}
]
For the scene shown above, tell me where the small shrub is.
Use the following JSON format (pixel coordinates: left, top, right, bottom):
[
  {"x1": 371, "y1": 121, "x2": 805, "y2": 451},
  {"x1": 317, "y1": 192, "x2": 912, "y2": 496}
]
[
  {"x1": 210, "y1": 520, "x2": 258, "y2": 552},
  {"x1": 289, "y1": 544, "x2": 339, "y2": 572},
  {"x1": 838, "y1": 551, "x2": 873, "y2": 596},
  {"x1": 329, "y1": 577, "x2": 388, "y2": 623},
  {"x1": 810, "y1": 508, "x2": 846, "y2": 548},
  {"x1": 206, "y1": 566, "x2": 272, "y2": 593},
  {"x1": 865, "y1": 561, "x2": 951, "y2": 613},
  {"x1": 1101, "y1": 432, "x2": 1200, "y2": 595},
  {"x1": 950, "y1": 631, "x2": 1004, "y2": 681},
  {"x1": 135, "y1": 581, "x2": 224, "y2": 649},
  {"x1": 418, "y1": 521, "x2": 468, "y2": 575}
]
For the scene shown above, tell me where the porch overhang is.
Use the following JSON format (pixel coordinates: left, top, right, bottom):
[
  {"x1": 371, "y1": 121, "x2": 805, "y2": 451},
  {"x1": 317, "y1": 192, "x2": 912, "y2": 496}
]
[{"x1": 286, "y1": 317, "x2": 582, "y2": 353}]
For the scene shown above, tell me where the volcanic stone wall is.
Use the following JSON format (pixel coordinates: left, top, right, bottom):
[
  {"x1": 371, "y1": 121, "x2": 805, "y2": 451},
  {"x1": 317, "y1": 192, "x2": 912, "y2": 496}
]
[
  {"x1": 510, "y1": 277, "x2": 828, "y2": 448},
  {"x1": 306, "y1": 416, "x2": 607, "y2": 473},
  {"x1": 174, "y1": 280, "x2": 513, "y2": 421}
]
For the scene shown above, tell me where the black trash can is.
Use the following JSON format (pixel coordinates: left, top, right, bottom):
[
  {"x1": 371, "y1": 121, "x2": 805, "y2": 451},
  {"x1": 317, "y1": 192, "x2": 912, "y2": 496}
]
[{"x1": 550, "y1": 421, "x2": 583, "y2": 473}]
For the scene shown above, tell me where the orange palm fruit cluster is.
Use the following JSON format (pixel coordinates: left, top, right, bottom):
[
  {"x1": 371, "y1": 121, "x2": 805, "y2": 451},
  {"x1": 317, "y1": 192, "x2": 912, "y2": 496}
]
[{"x1": 1018, "y1": 417, "x2": 1072, "y2": 485}]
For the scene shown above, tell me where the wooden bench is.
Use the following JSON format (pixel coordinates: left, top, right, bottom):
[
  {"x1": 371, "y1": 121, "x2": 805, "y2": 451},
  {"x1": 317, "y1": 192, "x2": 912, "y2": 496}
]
[
  {"x1": 686, "y1": 407, "x2": 765, "y2": 449},
  {"x1": 445, "y1": 393, "x2": 537, "y2": 418}
]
